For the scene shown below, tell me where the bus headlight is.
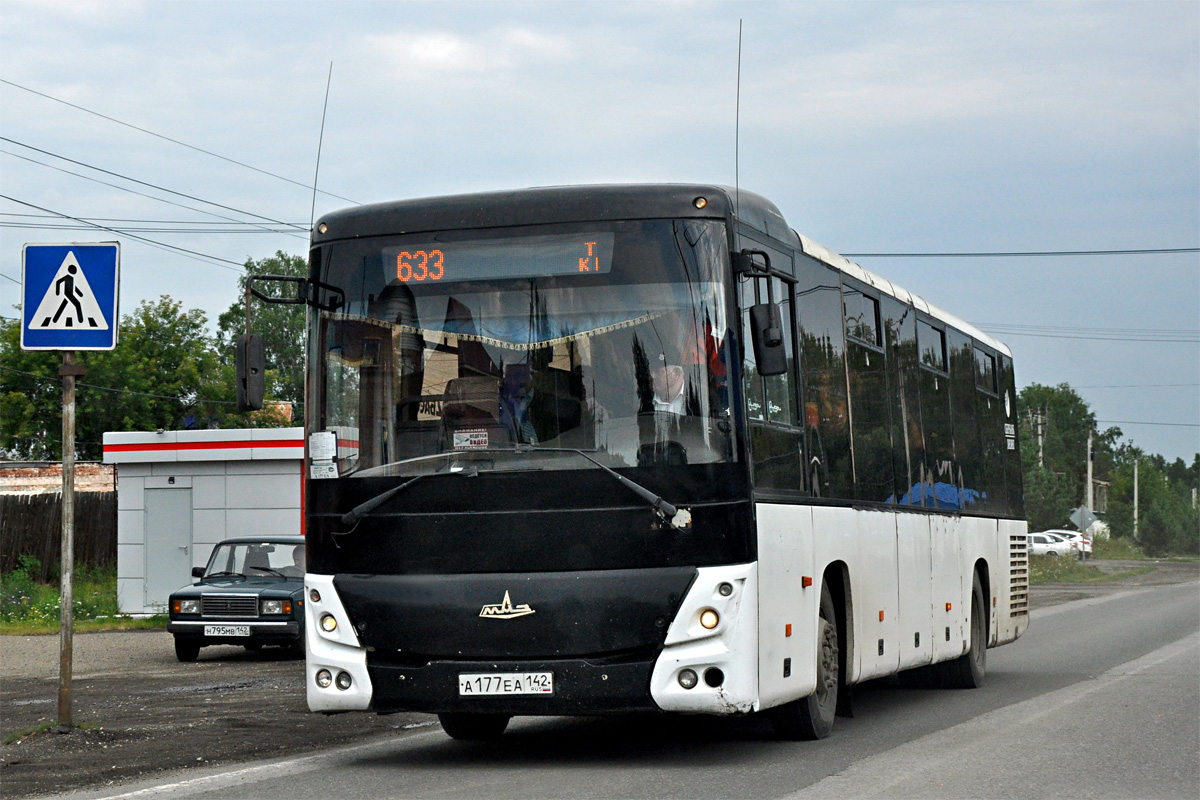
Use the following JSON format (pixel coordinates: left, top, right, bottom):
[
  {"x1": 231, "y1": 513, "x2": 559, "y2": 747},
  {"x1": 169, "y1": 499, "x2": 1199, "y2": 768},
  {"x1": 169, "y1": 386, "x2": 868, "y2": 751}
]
[
  {"x1": 316, "y1": 669, "x2": 333, "y2": 688},
  {"x1": 699, "y1": 609, "x2": 720, "y2": 630},
  {"x1": 320, "y1": 613, "x2": 338, "y2": 632},
  {"x1": 678, "y1": 669, "x2": 699, "y2": 689}
]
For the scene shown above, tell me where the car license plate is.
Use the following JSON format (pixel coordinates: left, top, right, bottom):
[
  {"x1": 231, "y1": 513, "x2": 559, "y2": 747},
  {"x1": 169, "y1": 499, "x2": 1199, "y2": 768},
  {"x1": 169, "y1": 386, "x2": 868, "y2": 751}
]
[
  {"x1": 458, "y1": 672, "x2": 553, "y2": 696},
  {"x1": 204, "y1": 624, "x2": 250, "y2": 637}
]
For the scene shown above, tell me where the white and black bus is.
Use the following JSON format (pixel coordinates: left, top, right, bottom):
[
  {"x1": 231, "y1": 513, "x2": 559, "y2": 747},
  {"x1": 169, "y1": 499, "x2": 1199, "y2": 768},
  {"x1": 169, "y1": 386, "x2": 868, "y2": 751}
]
[{"x1": 260, "y1": 185, "x2": 1027, "y2": 740}]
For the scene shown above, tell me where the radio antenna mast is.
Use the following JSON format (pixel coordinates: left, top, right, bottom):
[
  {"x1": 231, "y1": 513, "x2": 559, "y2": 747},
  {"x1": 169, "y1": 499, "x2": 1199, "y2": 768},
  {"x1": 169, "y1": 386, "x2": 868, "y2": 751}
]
[
  {"x1": 735, "y1": 20, "x2": 742, "y2": 219},
  {"x1": 310, "y1": 62, "x2": 333, "y2": 232}
]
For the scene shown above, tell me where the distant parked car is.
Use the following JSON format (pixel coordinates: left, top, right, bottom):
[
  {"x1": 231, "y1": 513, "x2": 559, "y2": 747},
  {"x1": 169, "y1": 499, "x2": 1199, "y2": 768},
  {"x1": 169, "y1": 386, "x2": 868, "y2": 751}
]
[
  {"x1": 1041, "y1": 529, "x2": 1093, "y2": 558},
  {"x1": 167, "y1": 536, "x2": 306, "y2": 662},
  {"x1": 1028, "y1": 532, "x2": 1074, "y2": 557}
]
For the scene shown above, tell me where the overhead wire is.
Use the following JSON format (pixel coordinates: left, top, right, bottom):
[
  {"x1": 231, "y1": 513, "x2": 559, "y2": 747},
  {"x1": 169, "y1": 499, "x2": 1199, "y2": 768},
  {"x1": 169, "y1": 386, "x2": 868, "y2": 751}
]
[
  {"x1": 0, "y1": 137, "x2": 308, "y2": 232},
  {"x1": 0, "y1": 364, "x2": 303, "y2": 408},
  {"x1": 845, "y1": 247, "x2": 1199, "y2": 258},
  {"x1": 0, "y1": 148, "x2": 308, "y2": 240},
  {"x1": 0, "y1": 77, "x2": 360, "y2": 206},
  {"x1": 0, "y1": 194, "x2": 247, "y2": 272}
]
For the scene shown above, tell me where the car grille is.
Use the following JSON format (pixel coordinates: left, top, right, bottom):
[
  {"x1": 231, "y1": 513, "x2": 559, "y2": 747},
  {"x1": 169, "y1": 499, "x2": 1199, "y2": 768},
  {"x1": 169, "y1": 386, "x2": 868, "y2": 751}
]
[{"x1": 201, "y1": 594, "x2": 258, "y2": 618}]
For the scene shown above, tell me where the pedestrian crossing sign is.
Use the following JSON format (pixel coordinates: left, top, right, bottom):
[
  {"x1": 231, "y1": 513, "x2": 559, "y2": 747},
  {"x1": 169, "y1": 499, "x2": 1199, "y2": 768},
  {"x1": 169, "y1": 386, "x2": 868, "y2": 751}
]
[{"x1": 21, "y1": 242, "x2": 120, "y2": 351}]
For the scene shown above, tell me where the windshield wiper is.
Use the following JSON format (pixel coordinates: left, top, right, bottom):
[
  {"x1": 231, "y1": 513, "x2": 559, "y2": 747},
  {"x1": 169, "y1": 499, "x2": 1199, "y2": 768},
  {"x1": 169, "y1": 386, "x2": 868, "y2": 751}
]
[
  {"x1": 514, "y1": 445, "x2": 692, "y2": 529},
  {"x1": 338, "y1": 465, "x2": 479, "y2": 528},
  {"x1": 248, "y1": 566, "x2": 285, "y2": 577},
  {"x1": 205, "y1": 571, "x2": 244, "y2": 579}
]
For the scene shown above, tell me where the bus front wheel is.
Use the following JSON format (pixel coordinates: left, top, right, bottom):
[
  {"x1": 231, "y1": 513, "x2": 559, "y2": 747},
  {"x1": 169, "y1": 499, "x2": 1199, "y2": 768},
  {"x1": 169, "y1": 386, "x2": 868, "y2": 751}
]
[
  {"x1": 771, "y1": 582, "x2": 840, "y2": 740},
  {"x1": 438, "y1": 713, "x2": 510, "y2": 740}
]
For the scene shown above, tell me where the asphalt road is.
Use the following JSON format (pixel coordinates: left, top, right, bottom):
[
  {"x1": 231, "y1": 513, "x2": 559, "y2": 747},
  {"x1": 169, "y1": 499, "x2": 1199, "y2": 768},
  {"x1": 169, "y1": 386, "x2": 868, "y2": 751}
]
[{"x1": 43, "y1": 578, "x2": 1199, "y2": 800}]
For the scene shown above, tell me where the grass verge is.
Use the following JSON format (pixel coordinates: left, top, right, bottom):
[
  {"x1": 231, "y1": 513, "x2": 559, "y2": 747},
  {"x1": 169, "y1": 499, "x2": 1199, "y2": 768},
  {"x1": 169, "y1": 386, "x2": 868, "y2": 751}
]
[
  {"x1": 1028, "y1": 554, "x2": 1156, "y2": 584},
  {"x1": 1, "y1": 556, "x2": 168, "y2": 635}
]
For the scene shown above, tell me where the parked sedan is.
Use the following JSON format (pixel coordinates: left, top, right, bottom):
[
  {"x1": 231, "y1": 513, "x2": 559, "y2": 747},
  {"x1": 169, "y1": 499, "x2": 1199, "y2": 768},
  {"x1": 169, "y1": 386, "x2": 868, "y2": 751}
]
[
  {"x1": 1028, "y1": 532, "x2": 1074, "y2": 557},
  {"x1": 167, "y1": 536, "x2": 306, "y2": 662},
  {"x1": 1042, "y1": 528, "x2": 1093, "y2": 558}
]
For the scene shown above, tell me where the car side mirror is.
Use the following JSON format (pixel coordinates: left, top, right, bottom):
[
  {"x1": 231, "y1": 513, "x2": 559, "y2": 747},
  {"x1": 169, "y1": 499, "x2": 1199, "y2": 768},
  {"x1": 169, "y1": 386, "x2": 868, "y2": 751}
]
[
  {"x1": 192, "y1": 566, "x2": 205, "y2": 579},
  {"x1": 236, "y1": 333, "x2": 265, "y2": 412},
  {"x1": 750, "y1": 303, "x2": 788, "y2": 376}
]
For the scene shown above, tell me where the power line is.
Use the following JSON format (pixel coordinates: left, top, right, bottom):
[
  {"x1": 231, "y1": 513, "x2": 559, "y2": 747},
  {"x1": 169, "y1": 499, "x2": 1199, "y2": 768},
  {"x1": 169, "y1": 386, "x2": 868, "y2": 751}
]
[
  {"x1": 0, "y1": 272, "x2": 19, "y2": 285},
  {"x1": 0, "y1": 363, "x2": 303, "y2": 408},
  {"x1": 979, "y1": 322, "x2": 1198, "y2": 343},
  {"x1": 845, "y1": 247, "x2": 1199, "y2": 258},
  {"x1": 1076, "y1": 383, "x2": 1199, "y2": 389},
  {"x1": 0, "y1": 77, "x2": 360, "y2": 206},
  {"x1": 0, "y1": 137, "x2": 308, "y2": 232},
  {"x1": 0, "y1": 194, "x2": 246, "y2": 272},
  {"x1": 0, "y1": 148, "x2": 308, "y2": 240},
  {"x1": 2, "y1": 212, "x2": 307, "y2": 228},
  {"x1": 1096, "y1": 419, "x2": 1200, "y2": 428}
]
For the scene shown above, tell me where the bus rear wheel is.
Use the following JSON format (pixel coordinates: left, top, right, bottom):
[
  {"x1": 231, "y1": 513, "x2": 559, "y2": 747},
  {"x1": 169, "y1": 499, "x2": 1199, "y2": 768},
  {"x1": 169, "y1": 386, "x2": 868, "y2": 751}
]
[
  {"x1": 438, "y1": 713, "x2": 510, "y2": 740},
  {"x1": 771, "y1": 582, "x2": 839, "y2": 740},
  {"x1": 936, "y1": 572, "x2": 986, "y2": 689}
]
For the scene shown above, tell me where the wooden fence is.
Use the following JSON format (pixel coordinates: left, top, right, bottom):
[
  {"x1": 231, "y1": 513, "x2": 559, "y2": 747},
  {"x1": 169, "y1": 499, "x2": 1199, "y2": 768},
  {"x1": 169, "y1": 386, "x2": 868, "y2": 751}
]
[{"x1": 0, "y1": 492, "x2": 117, "y2": 581}]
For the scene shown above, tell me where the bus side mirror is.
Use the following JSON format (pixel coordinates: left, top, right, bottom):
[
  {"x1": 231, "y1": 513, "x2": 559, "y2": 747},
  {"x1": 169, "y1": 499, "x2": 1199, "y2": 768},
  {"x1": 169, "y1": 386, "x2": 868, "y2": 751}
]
[
  {"x1": 236, "y1": 334, "x2": 265, "y2": 412},
  {"x1": 750, "y1": 303, "x2": 788, "y2": 376}
]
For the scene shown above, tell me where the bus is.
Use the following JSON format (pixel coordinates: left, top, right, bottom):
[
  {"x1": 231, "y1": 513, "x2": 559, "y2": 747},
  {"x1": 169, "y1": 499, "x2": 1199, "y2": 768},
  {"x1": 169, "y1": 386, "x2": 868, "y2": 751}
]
[{"x1": 246, "y1": 184, "x2": 1028, "y2": 741}]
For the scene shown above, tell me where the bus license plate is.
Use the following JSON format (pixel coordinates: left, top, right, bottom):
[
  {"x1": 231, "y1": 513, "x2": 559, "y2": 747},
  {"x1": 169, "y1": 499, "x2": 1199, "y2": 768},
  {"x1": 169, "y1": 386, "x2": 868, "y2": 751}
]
[
  {"x1": 458, "y1": 672, "x2": 554, "y2": 696},
  {"x1": 204, "y1": 624, "x2": 250, "y2": 637}
]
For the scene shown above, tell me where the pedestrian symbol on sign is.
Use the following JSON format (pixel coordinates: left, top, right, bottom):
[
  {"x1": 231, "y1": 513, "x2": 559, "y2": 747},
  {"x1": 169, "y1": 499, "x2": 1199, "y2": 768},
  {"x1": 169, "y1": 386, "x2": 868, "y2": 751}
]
[{"x1": 29, "y1": 251, "x2": 109, "y2": 331}]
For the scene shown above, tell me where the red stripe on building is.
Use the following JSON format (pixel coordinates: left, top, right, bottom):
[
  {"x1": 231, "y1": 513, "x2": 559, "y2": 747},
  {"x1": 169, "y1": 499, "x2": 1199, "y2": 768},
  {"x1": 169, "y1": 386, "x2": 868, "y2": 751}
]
[{"x1": 104, "y1": 440, "x2": 303, "y2": 453}]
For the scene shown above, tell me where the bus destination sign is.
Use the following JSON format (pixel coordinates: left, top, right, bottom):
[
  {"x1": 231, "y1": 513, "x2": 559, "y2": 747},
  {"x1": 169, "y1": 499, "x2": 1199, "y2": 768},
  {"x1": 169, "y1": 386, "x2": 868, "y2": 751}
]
[{"x1": 384, "y1": 232, "x2": 614, "y2": 285}]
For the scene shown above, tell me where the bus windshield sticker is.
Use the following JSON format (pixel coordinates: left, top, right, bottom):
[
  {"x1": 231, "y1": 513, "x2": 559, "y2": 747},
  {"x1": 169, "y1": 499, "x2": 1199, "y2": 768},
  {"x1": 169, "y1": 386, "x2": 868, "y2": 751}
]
[
  {"x1": 453, "y1": 429, "x2": 489, "y2": 450},
  {"x1": 382, "y1": 232, "x2": 614, "y2": 286}
]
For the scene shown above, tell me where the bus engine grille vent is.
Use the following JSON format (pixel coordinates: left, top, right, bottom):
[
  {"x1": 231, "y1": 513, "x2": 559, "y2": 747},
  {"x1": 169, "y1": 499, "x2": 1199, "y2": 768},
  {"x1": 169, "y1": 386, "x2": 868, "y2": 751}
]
[{"x1": 1008, "y1": 535, "x2": 1029, "y2": 616}]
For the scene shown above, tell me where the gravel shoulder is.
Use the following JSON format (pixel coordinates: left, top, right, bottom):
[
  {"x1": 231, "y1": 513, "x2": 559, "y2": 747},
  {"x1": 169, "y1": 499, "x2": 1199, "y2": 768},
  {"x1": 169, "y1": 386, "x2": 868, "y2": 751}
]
[{"x1": 2, "y1": 559, "x2": 1196, "y2": 799}]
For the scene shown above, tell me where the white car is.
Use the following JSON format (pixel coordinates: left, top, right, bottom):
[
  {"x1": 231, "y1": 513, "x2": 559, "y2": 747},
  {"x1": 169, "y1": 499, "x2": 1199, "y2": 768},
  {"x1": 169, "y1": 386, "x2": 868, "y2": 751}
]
[
  {"x1": 1038, "y1": 529, "x2": 1093, "y2": 558},
  {"x1": 1028, "y1": 532, "x2": 1074, "y2": 557}
]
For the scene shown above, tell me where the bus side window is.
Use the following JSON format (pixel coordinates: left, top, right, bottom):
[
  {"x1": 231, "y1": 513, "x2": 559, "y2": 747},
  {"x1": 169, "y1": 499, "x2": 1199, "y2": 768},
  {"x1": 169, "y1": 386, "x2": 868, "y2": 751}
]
[{"x1": 795, "y1": 256, "x2": 852, "y2": 498}]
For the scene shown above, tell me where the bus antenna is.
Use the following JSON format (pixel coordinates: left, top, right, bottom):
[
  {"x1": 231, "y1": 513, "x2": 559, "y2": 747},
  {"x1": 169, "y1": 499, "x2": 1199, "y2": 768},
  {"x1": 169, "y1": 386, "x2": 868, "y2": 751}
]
[
  {"x1": 735, "y1": 19, "x2": 742, "y2": 218},
  {"x1": 310, "y1": 62, "x2": 333, "y2": 232}
]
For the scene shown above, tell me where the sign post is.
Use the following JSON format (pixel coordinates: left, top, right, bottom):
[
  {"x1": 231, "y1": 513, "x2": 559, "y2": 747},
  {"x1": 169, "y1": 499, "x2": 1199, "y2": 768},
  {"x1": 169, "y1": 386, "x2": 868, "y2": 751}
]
[{"x1": 21, "y1": 242, "x2": 120, "y2": 729}]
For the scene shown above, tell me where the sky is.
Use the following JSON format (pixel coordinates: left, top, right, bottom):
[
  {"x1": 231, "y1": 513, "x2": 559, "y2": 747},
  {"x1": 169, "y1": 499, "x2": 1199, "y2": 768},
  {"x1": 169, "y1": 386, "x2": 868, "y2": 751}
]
[{"x1": 1, "y1": 0, "x2": 1197, "y2": 462}]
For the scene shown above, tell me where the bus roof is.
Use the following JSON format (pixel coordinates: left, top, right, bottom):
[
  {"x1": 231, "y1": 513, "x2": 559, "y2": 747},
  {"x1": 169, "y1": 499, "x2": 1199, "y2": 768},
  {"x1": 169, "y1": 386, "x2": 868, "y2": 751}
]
[{"x1": 313, "y1": 183, "x2": 1010, "y2": 357}]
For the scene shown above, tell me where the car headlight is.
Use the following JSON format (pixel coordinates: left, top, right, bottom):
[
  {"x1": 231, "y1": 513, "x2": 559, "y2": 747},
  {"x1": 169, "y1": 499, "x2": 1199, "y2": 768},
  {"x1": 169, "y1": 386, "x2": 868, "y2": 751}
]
[
  {"x1": 179, "y1": 599, "x2": 199, "y2": 615},
  {"x1": 262, "y1": 599, "x2": 291, "y2": 615}
]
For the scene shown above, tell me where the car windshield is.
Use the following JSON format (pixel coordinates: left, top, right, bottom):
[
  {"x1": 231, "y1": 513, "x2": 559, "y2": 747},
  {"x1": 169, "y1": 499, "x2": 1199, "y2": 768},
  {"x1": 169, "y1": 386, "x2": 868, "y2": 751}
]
[
  {"x1": 204, "y1": 542, "x2": 305, "y2": 579},
  {"x1": 316, "y1": 219, "x2": 735, "y2": 477}
]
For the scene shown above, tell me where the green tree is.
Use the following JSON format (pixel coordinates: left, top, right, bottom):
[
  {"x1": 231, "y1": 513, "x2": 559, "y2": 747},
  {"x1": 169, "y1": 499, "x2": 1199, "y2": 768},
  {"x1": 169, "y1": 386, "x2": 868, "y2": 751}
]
[
  {"x1": 215, "y1": 251, "x2": 307, "y2": 424},
  {"x1": 1107, "y1": 446, "x2": 1200, "y2": 556},
  {"x1": 0, "y1": 297, "x2": 245, "y2": 460},
  {"x1": 1017, "y1": 382, "x2": 1120, "y2": 532}
]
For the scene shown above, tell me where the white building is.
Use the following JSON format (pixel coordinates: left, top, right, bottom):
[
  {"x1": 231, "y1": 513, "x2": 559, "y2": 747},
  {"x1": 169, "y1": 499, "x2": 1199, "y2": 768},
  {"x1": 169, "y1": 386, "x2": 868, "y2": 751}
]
[{"x1": 102, "y1": 428, "x2": 303, "y2": 614}]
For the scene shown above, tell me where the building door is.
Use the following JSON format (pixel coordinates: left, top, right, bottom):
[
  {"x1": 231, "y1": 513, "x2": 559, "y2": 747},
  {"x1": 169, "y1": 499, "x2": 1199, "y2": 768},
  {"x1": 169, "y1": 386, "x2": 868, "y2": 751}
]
[{"x1": 144, "y1": 489, "x2": 193, "y2": 610}]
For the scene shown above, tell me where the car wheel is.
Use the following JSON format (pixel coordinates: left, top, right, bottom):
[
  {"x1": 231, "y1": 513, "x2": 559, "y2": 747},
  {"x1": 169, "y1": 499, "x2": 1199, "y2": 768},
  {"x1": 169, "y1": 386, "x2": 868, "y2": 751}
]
[
  {"x1": 1047, "y1": 551, "x2": 1058, "y2": 558},
  {"x1": 770, "y1": 582, "x2": 840, "y2": 740},
  {"x1": 438, "y1": 713, "x2": 510, "y2": 740},
  {"x1": 174, "y1": 637, "x2": 201, "y2": 663}
]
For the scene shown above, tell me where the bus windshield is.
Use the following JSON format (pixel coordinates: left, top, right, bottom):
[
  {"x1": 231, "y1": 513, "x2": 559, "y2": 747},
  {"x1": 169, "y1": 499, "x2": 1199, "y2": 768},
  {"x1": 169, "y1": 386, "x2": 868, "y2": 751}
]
[{"x1": 317, "y1": 219, "x2": 735, "y2": 477}]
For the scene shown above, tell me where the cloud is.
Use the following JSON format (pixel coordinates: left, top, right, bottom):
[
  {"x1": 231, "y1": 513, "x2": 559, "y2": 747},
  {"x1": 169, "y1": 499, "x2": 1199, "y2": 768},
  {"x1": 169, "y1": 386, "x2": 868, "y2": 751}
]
[{"x1": 364, "y1": 25, "x2": 573, "y2": 77}]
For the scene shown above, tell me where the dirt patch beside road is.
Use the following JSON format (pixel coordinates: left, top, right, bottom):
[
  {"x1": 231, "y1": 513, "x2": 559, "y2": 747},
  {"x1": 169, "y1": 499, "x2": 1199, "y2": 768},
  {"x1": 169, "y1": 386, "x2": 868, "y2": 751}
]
[
  {"x1": 2, "y1": 559, "x2": 1196, "y2": 799},
  {"x1": 0, "y1": 634, "x2": 432, "y2": 799}
]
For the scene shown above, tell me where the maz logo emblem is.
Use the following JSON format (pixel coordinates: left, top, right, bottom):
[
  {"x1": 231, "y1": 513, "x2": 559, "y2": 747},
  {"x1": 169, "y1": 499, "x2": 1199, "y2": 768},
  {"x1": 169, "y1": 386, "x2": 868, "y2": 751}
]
[{"x1": 479, "y1": 590, "x2": 536, "y2": 619}]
